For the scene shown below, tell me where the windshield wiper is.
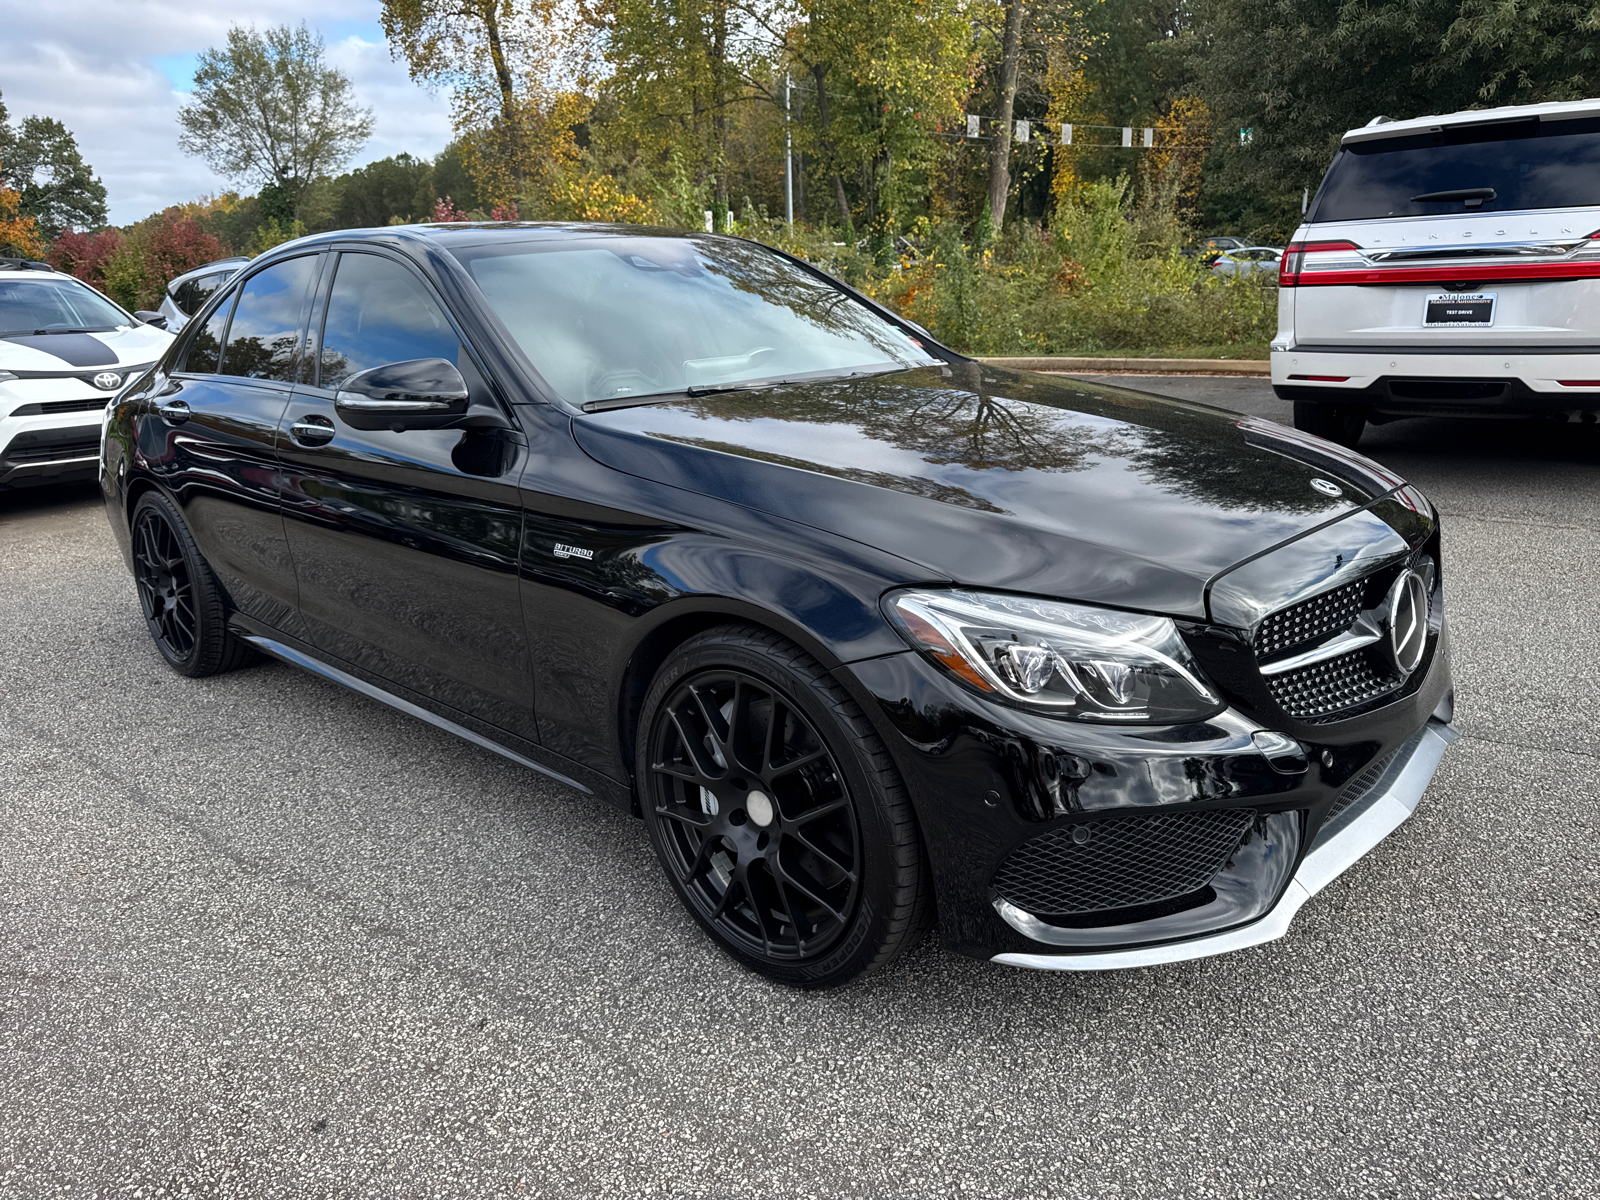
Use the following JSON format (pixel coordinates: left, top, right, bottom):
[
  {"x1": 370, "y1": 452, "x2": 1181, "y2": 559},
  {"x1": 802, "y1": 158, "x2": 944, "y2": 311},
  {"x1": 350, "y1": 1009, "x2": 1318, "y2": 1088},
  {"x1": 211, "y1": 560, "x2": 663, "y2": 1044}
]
[
  {"x1": 582, "y1": 363, "x2": 923, "y2": 412},
  {"x1": 0, "y1": 326, "x2": 116, "y2": 336},
  {"x1": 1410, "y1": 187, "x2": 1497, "y2": 207},
  {"x1": 685, "y1": 377, "x2": 805, "y2": 398}
]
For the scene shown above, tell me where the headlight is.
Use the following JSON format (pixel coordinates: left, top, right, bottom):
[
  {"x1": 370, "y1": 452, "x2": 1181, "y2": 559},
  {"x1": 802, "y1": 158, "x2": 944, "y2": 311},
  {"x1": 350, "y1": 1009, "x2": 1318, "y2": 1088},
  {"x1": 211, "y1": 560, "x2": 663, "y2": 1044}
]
[{"x1": 884, "y1": 589, "x2": 1222, "y2": 722}]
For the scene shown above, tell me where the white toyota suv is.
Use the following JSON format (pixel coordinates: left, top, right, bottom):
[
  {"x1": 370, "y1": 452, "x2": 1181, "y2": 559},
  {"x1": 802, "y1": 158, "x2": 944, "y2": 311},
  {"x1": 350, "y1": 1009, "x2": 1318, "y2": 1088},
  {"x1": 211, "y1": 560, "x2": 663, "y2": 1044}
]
[
  {"x1": 1, "y1": 260, "x2": 173, "y2": 490},
  {"x1": 1273, "y1": 97, "x2": 1600, "y2": 446}
]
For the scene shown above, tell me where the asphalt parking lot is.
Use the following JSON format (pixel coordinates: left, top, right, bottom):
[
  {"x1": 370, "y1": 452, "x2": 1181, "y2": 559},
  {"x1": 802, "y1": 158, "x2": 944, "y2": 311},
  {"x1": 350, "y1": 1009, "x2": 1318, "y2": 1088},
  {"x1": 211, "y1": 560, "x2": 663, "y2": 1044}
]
[{"x1": 2, "y1": 377, "x2": 1596, "y2": 1199}]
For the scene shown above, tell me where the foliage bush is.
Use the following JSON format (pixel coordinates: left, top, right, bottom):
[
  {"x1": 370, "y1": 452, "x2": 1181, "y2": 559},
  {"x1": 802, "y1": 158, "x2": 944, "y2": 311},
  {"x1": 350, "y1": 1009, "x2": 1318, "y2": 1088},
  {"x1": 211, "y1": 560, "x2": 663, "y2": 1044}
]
[{"x1": 743, "y1": 178, "x2": 1276, "y2": 357}]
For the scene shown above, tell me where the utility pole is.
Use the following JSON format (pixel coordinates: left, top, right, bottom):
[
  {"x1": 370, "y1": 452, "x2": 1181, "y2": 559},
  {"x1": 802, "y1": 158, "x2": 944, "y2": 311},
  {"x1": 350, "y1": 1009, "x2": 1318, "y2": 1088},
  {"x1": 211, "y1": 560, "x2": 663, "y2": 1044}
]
[{"x1": 785, "y1": 73, "x2": 794, "y2": 226}]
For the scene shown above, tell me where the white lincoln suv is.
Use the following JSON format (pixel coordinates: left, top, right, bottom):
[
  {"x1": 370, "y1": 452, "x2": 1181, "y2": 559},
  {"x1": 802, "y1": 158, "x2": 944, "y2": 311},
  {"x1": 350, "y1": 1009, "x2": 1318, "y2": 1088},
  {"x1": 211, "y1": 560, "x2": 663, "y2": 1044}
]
[
  {"x1": 0, "y1": 260, "x2": 173, "y2": 490},
  {"x1": 1273, "y1": 98, "x2": 1600, "y2": 446}
]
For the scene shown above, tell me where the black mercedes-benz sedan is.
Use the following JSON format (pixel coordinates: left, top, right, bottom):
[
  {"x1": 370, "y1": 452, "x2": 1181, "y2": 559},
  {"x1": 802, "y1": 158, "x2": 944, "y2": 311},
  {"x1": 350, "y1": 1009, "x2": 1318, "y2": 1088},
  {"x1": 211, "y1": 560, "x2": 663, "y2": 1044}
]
[{"x1": 99, "y1": 223, "x2": 1457, "y2": 987}]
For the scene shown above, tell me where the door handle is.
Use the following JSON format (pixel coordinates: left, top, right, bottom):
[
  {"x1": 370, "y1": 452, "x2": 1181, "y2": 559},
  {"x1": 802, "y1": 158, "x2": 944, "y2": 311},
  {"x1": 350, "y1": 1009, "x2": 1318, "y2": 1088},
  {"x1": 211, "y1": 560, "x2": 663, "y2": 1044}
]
[
  {"x1": 290, "y1": 416, "x2": 336, "y2": 446},
  {"x1": 158, "y1": 399, "x2": 190, "y2": 424}
]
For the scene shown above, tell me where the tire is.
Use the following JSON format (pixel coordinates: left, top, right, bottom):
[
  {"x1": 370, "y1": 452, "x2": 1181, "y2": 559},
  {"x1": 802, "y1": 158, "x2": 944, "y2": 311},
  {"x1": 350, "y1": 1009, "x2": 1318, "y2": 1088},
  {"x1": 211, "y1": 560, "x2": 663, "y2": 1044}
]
[
  {"x1": 635, "y1": 624, "x2": 933, "y2": 988},
  {"x1": 1293, "y1": 400, "x2": 1367, "y2": 448},
  {"x1": 129, "y1": 491, "x2": 255, "y2": 677}
]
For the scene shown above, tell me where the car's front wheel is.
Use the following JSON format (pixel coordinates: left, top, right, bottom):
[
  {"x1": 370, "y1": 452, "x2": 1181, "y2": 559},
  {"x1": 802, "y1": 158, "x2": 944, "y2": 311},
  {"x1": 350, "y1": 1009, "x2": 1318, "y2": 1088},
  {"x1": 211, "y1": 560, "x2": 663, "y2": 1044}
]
[
  {"x1": 636, "y1": 625, "x2": 933, "y2": 988},
  {"x1": 1293, "y1": 400, "x2": 1367, "y2": 448},
  {"x1": 129, "y1": 491, "x2": 255, "y2": 677}
]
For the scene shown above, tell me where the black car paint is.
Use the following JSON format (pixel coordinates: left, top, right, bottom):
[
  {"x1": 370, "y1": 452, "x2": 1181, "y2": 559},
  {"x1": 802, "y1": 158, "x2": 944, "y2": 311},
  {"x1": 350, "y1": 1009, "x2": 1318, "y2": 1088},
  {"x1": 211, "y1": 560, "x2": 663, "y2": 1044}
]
[{"x1": 101, "y1": 224, "x2": 1451, "y2": 963}]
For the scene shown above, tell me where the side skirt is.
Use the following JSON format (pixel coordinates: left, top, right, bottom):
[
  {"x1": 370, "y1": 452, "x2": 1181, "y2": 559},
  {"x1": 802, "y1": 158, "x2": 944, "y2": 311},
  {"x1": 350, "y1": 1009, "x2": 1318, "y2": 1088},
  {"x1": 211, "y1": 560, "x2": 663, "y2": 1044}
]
[{"x1": 233, "y1": 623, "x2": 635, "y2": 811}]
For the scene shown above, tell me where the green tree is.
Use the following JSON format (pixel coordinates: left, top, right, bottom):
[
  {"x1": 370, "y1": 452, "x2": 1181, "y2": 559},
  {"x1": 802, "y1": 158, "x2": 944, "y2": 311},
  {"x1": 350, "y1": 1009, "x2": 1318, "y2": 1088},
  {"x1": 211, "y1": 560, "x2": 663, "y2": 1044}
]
[
  {"x1": 1432, "y1": 0, "x2": 1600, "y2": 103},
  {"x1": 177, "y1": 23, "x2": 373, "y2": 216},
  {"x1": 1181, "y1": 0, "x2": 1600, "y2": 237},
  {"x1": 332, "y1": 153, "x2": 436, "y2": 226},
  {"x1": 785, "y1": 0, "x2": 979, "y2": 237},
  {"x1": 0, "y1": 100, "x2": 108, "y2": 239},
  {"x1": 591, "y1": 0, "x2": 747, "y2": 222}
]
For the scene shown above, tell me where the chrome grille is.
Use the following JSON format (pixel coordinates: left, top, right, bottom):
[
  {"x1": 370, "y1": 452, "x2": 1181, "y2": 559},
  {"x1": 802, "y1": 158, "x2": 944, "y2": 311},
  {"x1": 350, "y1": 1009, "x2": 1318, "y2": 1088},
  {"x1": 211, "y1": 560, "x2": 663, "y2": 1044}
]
[
  {"x1": 1255, "y1": 578, "x2": 1365, "y2": 660},
  {"x1": 992, "y1": 808, "x2": 1255, "y2": 916},
  {"x1": 1266, "y1": 651, "x2": 1392, "y2": 721}
]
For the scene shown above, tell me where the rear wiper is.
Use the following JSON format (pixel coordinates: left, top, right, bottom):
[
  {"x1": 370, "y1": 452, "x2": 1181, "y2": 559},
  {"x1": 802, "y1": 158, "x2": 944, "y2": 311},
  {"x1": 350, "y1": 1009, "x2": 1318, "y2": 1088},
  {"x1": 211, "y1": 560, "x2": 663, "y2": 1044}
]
[{"x1": 1410, "y1": 187, "x2": 1497, "y2": 207}]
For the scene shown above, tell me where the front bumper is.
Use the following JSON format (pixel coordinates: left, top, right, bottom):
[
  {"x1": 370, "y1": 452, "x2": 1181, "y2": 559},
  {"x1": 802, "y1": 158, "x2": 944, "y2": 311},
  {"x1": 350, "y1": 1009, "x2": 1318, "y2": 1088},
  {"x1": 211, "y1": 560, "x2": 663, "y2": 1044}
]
[
  {"x1": 845, "y1": 603, "x2": 1455, "y2": 967},
  {"x1": 1, "y1": 393, "x2": 108, "y2": 488},
  {"x1": 993, "y1": 718, "x2": 1457, "y2": 970}
]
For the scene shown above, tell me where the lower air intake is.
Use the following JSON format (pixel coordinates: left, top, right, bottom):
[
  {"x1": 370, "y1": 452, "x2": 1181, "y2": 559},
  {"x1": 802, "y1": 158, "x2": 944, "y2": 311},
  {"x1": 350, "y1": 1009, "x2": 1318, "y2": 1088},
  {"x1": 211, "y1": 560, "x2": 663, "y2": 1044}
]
[
  {"x1": 1327, "y1": 749, "x2": 1399, "y2": 823},
  {"x1": 992, "y1": 808, "x2": 1256, "y2": 916}
]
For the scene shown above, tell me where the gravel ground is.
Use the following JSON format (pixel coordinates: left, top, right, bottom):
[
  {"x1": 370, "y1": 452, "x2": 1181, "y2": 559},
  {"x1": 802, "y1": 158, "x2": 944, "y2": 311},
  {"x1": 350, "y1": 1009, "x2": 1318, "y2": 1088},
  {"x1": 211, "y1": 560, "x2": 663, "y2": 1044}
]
[{"x1": 1, "y1": 381, "x2": 1596, "y2": 1199}]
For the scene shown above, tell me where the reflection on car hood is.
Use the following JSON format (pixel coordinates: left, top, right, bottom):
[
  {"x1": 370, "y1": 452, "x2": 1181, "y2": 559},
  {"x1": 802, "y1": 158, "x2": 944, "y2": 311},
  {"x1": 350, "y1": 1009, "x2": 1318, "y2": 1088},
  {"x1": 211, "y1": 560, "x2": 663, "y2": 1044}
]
[{"x1": 572, "y1": 363, "x2": 1404, "y2": 620}]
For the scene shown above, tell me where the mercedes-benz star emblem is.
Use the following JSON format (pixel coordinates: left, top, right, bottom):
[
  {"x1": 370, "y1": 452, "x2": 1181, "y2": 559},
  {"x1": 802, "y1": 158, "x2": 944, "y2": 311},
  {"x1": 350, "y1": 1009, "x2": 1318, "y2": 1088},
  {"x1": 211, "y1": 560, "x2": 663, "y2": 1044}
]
[
  {"x1": 1310, "y1": 478, "x2": 1343, "y2": 497},
  {"x1": 1383, "y1": 569, "x2": 1428, "y2": 676},
  {"x1": 91, "y1": 371, "x2": 123, "y2": 391}
]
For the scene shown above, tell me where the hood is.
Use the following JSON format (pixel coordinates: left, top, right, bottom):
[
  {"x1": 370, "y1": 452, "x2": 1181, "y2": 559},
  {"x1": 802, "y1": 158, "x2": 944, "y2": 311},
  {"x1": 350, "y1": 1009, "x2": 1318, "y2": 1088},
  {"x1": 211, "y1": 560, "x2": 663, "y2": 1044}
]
[
  {"x1": 0, "y1": 324, "x2": 172, "y2": 373},
  {"x1": 572, "y1": 363, "x2": 1405, "y2": 620}
]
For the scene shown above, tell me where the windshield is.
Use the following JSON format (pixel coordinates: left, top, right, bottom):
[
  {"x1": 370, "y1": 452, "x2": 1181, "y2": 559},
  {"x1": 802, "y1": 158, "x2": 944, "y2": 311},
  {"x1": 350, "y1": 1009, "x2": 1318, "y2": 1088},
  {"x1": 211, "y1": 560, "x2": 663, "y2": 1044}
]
[
  {"x1": 1311, "y1": 116, "x2": 1600, "y2": 222},
  {"x1": 0, "y1": 276, "x2": 131, "y2": 335},
  {"x1": 450, "y1": 235, "x2": 939, "y2": 405}
]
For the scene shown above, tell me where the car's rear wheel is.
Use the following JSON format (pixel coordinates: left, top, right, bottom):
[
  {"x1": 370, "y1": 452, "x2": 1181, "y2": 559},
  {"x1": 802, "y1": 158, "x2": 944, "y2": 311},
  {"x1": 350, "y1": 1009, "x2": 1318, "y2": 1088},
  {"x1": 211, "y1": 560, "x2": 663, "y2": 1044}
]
[
  {"x1": 1293, "y1": 400, "x2": 1367, "y2": 448},
  {"x1": 636, "y1": 624, "x2": 933, "y2": 988},
  {"x1": 130, "y1": 491, "x2": 255, "y2": 677}
]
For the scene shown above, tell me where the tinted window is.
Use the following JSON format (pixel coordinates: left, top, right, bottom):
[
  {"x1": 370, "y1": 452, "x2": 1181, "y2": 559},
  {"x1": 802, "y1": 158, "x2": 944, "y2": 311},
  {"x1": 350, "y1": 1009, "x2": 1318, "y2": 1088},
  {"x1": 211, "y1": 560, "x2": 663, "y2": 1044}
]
[
  {"x1": 181, "y1": 291, "x2": 234, "y2": 374},
  {"x1": 220, "y1": 255, "x2": 318, "y2": 382},
  {"x1": 1312, "y1": 116, "x2": 1600, "y2": 222},
  {"x1": 317, "y1": 253, "x2": 459, "y2": 391},
  {"x1": 452, "y1": 236, "x2": 936, "y2": 405},
  {"x1": 172, "y1": 271, "x2": 227, "y2": 317},
  {"x1": 0, "y1": 276, "x2": 129, "y2": 335}
]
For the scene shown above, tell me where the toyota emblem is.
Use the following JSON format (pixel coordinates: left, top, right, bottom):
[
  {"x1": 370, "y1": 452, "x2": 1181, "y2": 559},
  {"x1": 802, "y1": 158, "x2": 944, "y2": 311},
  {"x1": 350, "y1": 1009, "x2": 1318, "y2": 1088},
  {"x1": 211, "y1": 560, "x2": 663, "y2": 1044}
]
[
  {"x1": 91, "y1": 371, "x2": 123, "y2": 391},
  {"x1": 1310, "y1": 477, "x2": 1343, "y2": 497},
  {"x1": 1383, "y1": 569, "x2": 1428, "y2": 676}
]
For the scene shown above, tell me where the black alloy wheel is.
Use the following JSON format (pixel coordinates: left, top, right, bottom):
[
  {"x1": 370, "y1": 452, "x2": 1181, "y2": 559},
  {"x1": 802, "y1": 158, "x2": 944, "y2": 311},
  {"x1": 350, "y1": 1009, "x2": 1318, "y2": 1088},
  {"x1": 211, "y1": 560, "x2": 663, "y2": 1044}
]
[
  {"x1": 638, "y1": 625, "x2": 932, "y2": 988},
  {"x1": 129, "y1": 492, "x2": 255, "y2": 677},
  {"x1": 1293, "y1": 400, "x2": 1367, "y2": 448}
]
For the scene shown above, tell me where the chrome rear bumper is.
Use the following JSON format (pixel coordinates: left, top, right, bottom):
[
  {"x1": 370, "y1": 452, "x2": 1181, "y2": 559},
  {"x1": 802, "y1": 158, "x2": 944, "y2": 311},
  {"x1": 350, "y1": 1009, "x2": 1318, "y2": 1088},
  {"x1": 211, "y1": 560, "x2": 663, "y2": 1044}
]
[{"x1": 992, "y1": 719, "x2": 1459, "y2": 972}]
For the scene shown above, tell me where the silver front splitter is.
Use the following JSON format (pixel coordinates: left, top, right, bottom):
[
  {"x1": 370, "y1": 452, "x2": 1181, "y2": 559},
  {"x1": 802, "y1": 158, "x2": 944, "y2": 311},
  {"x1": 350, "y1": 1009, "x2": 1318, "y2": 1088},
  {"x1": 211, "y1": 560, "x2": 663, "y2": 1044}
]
[{"x1": 991, "y1": 719, "x2": 1459, "y2": 972}]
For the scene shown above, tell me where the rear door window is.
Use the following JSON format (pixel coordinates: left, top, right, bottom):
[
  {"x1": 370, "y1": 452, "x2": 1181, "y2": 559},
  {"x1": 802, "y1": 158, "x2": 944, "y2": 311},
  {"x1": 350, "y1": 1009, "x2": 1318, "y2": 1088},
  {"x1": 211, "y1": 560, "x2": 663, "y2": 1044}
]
[
  {"x1": 219, "y1": 255, "x2": 320, "y2": 382},
  {"x1": 173, "y1": 271, "x2": 227, "y2": 317},
  {"x1": 1311, "y1": 116, "x2": 1600, "y2": 222}
]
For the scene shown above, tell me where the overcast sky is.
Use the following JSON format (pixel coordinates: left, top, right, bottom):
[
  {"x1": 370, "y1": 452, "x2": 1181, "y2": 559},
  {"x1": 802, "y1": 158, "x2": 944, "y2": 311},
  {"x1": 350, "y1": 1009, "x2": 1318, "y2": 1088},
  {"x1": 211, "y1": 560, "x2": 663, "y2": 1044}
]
[{"x1": 3, "y1": 1, "x2": 454, "y2": 225}]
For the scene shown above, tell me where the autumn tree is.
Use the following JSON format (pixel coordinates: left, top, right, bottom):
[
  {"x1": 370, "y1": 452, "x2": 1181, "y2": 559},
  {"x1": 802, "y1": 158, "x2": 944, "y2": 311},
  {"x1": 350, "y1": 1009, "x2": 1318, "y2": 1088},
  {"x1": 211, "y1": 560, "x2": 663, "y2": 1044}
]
[
  {"x1": 383, "y1": 0, "x2": 583, "y2": 206},
  {"x1": 177, "y1": 24, "x2": 373, "y2": 216},
  {"x1": 0, "y1": 181, "x2": 45, "y2": 260},
  {"x1": 585, "y1": 0, "x2": 750, "y2": 222}
]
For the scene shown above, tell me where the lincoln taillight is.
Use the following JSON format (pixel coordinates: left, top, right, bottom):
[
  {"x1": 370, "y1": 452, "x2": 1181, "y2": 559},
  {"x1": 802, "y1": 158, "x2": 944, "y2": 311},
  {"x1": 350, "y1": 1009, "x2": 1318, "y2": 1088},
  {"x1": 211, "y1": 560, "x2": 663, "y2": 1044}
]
[{"x1": 1279, "y1": 240, "x2": 1363, "y2": 286}]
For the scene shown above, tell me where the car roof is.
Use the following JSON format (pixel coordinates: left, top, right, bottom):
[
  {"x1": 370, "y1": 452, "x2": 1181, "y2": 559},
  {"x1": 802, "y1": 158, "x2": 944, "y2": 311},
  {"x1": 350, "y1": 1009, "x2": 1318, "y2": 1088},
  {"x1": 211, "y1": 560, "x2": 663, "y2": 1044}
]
[
  {"x1": 1343, "y1": 96, "x2": 1600, "y2": 145},
  {"x1": 267, "y1": 222, "x2": 721, "y2": 259},
  {"x1": 171, "y1": 256, "x2": 251, "y2": 282}
]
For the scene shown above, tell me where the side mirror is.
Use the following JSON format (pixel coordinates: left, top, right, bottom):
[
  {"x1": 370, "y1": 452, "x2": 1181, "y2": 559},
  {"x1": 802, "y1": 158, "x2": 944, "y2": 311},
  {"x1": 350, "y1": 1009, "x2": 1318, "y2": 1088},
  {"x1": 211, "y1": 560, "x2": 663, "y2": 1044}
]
[
  {"x1": 135, "y1": 311, "x2": 169, "y2": 330},
  {"x1": 335, "y1": 358, "x2": 471, "y2": 431}
]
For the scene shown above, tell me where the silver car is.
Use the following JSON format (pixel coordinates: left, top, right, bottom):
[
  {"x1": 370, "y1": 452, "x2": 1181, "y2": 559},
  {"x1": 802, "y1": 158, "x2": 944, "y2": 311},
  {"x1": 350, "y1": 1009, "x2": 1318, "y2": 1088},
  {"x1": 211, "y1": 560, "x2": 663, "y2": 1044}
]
[
  {"x1": 157, "y1": 257, "x2": 250, "y2": 333},
  {"x1": 1210, "y1": 247, "x2": 1284, "y2": 278}
]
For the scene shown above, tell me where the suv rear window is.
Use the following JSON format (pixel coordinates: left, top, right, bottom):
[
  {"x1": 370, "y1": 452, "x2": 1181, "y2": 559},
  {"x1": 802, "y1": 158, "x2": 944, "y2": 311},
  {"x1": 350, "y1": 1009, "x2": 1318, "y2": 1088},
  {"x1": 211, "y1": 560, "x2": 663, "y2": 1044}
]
[{"x1": 1310, "y1": 115, "x2": 1600, "y2": 222}]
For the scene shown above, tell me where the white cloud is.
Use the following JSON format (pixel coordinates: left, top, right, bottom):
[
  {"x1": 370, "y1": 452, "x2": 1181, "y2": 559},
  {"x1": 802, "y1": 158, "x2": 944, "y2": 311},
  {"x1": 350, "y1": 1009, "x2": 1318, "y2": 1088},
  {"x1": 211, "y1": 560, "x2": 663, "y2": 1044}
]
[{"x1": 1, "y1": 2, "x2": 453, "y2": 225}]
